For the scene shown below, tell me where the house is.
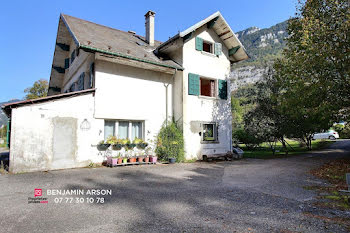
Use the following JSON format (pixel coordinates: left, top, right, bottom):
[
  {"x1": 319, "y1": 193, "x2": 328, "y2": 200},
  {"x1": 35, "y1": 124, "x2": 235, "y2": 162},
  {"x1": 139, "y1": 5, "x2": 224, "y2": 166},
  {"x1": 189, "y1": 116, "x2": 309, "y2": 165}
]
[{"x1": 2, "y1": 11, "x2": 248, "y2": 173}]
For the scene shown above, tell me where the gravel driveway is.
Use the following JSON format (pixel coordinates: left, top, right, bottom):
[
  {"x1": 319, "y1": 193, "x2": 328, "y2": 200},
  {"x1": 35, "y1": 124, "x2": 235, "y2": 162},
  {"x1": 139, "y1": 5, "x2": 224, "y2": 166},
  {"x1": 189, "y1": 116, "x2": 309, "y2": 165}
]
[{"x1": 1, "y1": 140, "x2": 350, "y2": 232}]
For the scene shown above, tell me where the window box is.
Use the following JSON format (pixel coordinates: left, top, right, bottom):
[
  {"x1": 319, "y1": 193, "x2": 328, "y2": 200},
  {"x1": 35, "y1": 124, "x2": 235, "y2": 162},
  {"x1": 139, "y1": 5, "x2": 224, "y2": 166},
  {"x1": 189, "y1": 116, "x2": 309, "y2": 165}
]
[{"x1": 112, "y1": 144, "x2": 123, "y2": 150}]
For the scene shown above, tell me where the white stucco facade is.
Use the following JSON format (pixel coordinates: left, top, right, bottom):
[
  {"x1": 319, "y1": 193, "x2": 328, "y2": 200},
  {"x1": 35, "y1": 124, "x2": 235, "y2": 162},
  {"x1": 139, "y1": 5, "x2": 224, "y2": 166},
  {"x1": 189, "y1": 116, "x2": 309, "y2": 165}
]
[
  {"x1": 9, "y1": 93, "x2": 103, "y2": 173},
  {"x1": 6, "y1": 11, "x2": 247, "y2": 173}
]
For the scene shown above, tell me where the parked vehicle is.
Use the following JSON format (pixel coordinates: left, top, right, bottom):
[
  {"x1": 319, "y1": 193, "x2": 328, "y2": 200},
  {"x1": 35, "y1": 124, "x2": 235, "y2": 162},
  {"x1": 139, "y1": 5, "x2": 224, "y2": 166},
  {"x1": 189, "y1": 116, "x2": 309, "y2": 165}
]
[{"x1": 313, "y1": 130, "x2": 339, "y2": 140}]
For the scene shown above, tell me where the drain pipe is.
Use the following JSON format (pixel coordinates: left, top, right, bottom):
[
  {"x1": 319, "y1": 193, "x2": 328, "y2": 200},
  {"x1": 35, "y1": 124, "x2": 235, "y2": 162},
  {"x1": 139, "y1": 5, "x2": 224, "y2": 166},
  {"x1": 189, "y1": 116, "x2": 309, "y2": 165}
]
[{"x1": 164, "y1": 69, "x2": 177, "y2": 127}]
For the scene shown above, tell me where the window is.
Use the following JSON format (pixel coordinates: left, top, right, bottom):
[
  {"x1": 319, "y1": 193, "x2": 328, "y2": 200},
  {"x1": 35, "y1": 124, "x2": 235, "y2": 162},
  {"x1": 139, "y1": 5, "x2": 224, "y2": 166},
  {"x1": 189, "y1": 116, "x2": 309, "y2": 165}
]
[
  {"x1": 104, "y1": 120, "x2": 144, "y2": 141},
  {"x1": 104, "y1": 121, "x2": 115, "y2": 140},
  {"x1": 118, "y1": 121, "x2": 129, "y2": 139},
  {"x1": 202, "y1": 123, "x2": 218, "y2": 142},
  {"x1": 203, "y1": 41, "x2": 213, "y2": 53},
  {"x1": 200, "y1": 78, "x2": 216, "y2": 97},
  {"x1": 131, "y1": 122, "x2": 142, "y2": 141}
]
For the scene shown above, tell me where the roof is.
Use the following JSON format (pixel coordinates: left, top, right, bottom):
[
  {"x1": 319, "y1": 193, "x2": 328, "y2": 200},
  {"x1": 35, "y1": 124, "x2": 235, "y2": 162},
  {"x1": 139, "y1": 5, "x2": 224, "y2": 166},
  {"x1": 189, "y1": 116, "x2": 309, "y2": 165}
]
[
  {"x1": 157, "y1": 11, "x2": 249, "y2": 63},
  {"x1": 61, "y1": 14, "x2": 183, "y2": 70},
  {"x1": 2, "y1": 89, "x2": 96, "y2": 117}
]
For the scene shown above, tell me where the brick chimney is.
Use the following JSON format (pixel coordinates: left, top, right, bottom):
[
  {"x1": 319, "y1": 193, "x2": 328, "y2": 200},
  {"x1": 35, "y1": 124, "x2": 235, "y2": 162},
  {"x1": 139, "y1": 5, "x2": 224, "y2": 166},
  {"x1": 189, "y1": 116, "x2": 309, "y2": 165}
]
[{"x1": 145, "y1": 10, "x2": 155, "y2": 46}]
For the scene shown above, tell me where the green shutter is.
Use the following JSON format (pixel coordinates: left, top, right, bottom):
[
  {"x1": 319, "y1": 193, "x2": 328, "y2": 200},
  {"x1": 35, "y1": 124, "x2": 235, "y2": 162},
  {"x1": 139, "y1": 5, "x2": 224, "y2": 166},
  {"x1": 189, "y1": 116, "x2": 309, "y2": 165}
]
[
  {"x1": 6, "y1": 119, "x2": 10, "y2": 148},
  {"x1": 64, "y1": 58, "x2": 70, "y2": 69},
  {"x1": 218, "y1": 80, "x2": 228, "y2": 99},
  {"x1": 195, "y1": 37, "x2": 203, "y2": 51},
  {"x1": 188, "y1": 73, "x2": 200, "y2": 96},
  {"x1": 229, "y1": 46, "x2": 241, "y2": 56},
  {"x1": 214, "y1": 43, "x2": 222, "y2": 56}
]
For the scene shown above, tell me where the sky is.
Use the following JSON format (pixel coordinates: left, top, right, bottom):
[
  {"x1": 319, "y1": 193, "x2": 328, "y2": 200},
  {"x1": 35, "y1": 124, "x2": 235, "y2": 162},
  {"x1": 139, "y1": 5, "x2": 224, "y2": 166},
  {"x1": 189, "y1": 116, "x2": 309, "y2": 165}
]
[{"x1": 0, "y1": 0, "x2": 297, "y2": 102}]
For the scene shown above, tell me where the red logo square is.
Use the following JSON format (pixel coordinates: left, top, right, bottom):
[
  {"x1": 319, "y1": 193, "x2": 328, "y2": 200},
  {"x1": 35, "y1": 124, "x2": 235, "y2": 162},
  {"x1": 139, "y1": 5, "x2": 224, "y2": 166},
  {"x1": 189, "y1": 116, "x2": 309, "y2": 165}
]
[{"x1": 34, "y1": 189, "x2": 42, "y2": 197}]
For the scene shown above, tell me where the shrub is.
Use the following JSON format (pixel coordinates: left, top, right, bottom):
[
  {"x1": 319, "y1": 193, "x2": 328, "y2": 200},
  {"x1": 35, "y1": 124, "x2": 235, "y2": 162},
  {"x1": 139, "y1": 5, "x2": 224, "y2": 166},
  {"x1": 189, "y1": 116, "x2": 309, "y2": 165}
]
[
  {"x1": 232, "y1": 128, "x2": 263, "y2": 149},
  {"x1": 155, "y1": 122, "x2": 184, "y2": 162},
  {"x1": 339, "y1": 124, "x2": 350, "y2": 139}
]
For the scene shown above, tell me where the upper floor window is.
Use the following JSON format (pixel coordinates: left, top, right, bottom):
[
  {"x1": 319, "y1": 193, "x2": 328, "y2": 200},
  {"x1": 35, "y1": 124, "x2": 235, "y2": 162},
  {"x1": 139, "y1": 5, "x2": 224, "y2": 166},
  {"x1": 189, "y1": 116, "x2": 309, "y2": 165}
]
[
  {"x1": 200, "y1": 77, "x2": 215, "y2": 97},
  {"x1": 203, "y1": 41, "x2": 213, "y2": 53},
  {"x1": 195, "y1": 37, "x2": 222, "y2": 56},
  {"x1": 188, "y1": 73, "x2": 227, "y2": 99}
]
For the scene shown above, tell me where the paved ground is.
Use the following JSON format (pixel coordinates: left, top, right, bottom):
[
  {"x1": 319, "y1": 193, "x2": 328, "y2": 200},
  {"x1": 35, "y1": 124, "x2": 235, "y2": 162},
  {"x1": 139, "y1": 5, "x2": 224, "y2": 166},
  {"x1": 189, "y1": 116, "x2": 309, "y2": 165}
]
[{"x1": 1, "y1": 140, "x2": 350, "y2": 232}]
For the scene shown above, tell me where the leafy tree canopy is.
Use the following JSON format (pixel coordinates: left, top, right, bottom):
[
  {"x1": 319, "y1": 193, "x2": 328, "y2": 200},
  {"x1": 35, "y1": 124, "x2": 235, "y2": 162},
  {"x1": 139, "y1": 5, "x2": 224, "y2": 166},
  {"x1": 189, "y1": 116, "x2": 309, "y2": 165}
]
[{"x1": 24, "y1": 79, "x2": 48, "y2": 100}]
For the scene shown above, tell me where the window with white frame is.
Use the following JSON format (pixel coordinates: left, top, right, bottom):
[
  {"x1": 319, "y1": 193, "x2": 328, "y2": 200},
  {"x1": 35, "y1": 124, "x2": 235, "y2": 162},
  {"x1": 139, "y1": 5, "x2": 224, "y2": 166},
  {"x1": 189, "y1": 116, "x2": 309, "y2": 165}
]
[
  {"x1": 202, "y1": 123, "x2": 218, "y2": 142},
  {"x1": 104, "y1": 120, "x2": 144, "y2": 141}
]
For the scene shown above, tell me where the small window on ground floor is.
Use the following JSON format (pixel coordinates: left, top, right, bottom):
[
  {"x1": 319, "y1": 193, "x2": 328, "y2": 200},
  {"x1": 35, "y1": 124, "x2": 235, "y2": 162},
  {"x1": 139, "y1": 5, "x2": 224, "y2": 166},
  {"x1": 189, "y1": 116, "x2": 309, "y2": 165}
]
[
  {"x1": 104, "y1": 120, "x2": 144, "y2": 141},
  {"x1": 202, "y1": 123, "x2": 218, "y2": 142},
  {"x1": 200, "y1": 78, "x2": 216, "y2": 97}
]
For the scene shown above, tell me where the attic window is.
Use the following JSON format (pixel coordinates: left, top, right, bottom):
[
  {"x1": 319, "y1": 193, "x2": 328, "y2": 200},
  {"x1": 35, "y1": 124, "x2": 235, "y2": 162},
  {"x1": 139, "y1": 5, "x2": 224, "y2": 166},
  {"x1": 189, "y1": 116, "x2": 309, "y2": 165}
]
[{"x1": 203, "y1": 41, "x2": 213, "y2": 53}]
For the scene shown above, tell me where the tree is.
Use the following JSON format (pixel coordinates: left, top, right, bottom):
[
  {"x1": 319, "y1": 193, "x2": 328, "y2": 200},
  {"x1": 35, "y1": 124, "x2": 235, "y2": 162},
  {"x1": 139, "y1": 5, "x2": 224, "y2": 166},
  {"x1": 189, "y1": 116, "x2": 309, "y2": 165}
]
[
  {"x1": 267, "y1": 0, "x2": 349, "y2": 149},
  {"x1": 24, "y1": 79, "x2": 48, "y2": 100}
]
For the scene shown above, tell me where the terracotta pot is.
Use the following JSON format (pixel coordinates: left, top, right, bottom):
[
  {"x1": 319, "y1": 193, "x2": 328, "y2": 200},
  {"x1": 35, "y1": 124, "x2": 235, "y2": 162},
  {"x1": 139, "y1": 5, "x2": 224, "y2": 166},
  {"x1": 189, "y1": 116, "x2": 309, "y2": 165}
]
[
  {"x1": 129, "y1": 157, "x2": 136, "y2": 163},
  {"x1": 117, "y1": 158, "x2": 123, "y2": 164},
  {"x1": 144, "y1": 157, "x2": 150, "y2": 163},
  {"x1": 137, "y1": 157, "x2": 143, "y2": 163}
]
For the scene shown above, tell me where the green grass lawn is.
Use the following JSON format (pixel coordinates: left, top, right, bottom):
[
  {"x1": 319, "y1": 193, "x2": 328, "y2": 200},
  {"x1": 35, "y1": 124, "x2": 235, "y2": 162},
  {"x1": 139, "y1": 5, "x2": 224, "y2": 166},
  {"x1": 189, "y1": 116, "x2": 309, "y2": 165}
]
[{"x1": 240, "y1": 139, "x2": 335, "y2": 159}]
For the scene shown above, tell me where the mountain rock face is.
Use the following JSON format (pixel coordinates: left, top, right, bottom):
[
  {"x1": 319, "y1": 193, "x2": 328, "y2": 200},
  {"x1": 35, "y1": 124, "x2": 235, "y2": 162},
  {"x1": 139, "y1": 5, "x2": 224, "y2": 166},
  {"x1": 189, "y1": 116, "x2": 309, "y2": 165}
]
[{"x1": 230, "y1": 20, "x2": 288, "y2": 90}]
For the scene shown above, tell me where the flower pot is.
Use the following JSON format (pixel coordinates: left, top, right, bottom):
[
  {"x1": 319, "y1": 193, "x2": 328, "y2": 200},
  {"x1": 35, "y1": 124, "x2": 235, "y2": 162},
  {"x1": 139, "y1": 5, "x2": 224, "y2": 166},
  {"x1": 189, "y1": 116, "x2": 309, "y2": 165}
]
[
  {"x1": 137, "y1": 157, "x2": 143, "y2": 163},
  {"x1": 112, "y1": 144, "x2": 123, "y2": 150},
  {"x1": 150, "y1": 156, "x2": 157, "y2": 163},
  {"x1": 122, "y1": 158, "x2": 128, "y2": 164},
  {"x1": 144, "y1": 157, "x2": 149, "y2": 163},
  {"x1": 129, "y1": 157, "x2": 136, "y2": 163},
  {"x1": 117, "y1": 158, "x2": 123, "y2": 164},
  {"x1": 169, "y1": 158, "x2": 176, "y2": 164},
  {"x1": 126, "y1": 143, "x2": 136, "y2": 150},
  {"x1": 137, "y1": 143, "x2": 148, "y2": 149},
  {"x1": 98, "y1": 144, "x2": 110, "y2": 151},
  {"x1": 111, "y1": 158, "x2": 118, "y2": 166}
]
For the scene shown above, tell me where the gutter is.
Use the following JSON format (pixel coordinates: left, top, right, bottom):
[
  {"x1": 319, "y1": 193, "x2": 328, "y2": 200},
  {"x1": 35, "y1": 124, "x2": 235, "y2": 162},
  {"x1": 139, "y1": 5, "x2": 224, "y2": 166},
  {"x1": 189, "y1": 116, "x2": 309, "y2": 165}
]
[{"x1": 80, "y1": 45, "x2": 184, "y2": 71}]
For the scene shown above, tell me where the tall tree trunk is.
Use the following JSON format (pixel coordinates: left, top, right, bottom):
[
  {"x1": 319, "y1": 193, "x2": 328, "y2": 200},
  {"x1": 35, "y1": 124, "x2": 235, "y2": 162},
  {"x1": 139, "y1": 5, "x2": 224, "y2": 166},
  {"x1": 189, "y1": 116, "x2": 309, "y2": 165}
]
[{"x1": 281, "y1": 136, "x2": 288, "y2": 155}]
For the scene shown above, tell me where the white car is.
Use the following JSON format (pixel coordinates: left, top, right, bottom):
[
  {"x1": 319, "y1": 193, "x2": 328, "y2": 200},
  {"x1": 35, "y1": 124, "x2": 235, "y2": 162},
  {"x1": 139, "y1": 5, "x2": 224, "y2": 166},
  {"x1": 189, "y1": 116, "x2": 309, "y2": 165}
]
[{"x1": 313, "y1": 130, "x2": 339, "y2": 140}]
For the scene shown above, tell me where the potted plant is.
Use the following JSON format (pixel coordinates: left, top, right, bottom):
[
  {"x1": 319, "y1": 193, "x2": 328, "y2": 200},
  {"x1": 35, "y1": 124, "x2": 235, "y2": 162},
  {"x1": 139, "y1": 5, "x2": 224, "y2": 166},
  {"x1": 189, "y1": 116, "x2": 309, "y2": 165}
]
[
  {"x1": 125, "y1": 138, "x2": 136, "y2": 150},
  {"x1": 122, "y1": 156, "x2": 128, "y2": 164},
  {"x1": 144, "y1": 155, "x2": 150, "y2": 163},
  {"x1": 145, "y1": 146, "x2": 156, "y2": 163},
  {"x1": 111, "y1": 156, "x2": 119, "y2": 166},
  {"x1": 137, "y1": 152, "x2": 144, "y2": 163},
  {"x1": 112, "y1": 138, "x2": 124, "y2": 150},
  {"x1": 168, "y1": 157, "x2": 176, "y2": 164},
  {"x1": 97, "y1": 140, "x2": 110, "y2": 151},
  {"x1": 134, "y1": 138, "x2": 148, "y2": 149},
  {"x1": 117, "y1": 153, "x2": 123, "y2": 164},
  {"x1": 129, "y1": 155, "x2": 136, "y2": 163}
]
